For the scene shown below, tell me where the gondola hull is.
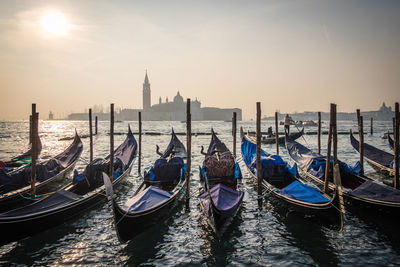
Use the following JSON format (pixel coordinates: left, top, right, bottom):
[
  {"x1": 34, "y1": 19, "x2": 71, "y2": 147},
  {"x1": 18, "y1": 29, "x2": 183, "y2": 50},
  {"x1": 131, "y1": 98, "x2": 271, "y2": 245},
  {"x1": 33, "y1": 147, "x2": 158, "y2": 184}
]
[
  {"x1": 199, "y1": 189, "x2": 244, "y2": 235},
  {"x1": 246, "y1": 166, "x2": 343, "y2": 230},
  {"x1": 0, "y1": 165, "x2": 133, "y2": 246},
  {"x1": 289, "y1": 136, "x2": 400, "y2": 218},
  {"x1": 0, "y1": 160, "x2": 78, "y2": 212},
  {"x1": 349, "y1": 131, "x2": 395, "y2": 176},
  {"x1": 0, "y1": 134, "x2": 83, "y2": 212},
  {"x1": 109, "y1": 181, "x2": 186, "y2": 242}
]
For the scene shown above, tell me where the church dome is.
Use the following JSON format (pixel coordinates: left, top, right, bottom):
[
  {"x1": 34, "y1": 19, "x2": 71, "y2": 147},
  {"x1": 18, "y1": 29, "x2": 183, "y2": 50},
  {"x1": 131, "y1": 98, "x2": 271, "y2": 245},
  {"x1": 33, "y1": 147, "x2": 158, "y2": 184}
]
[{"x1": 173, "y1": 91, "x2": 184, "y2": 103}]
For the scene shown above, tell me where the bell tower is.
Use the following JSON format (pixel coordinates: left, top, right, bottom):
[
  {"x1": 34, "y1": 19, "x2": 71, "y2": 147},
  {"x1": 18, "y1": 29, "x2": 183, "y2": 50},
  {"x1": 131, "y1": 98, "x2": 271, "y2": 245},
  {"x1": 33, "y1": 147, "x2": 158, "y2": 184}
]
[{"x1": 143, "y1": 70, "x2": 151, "y2": 109}]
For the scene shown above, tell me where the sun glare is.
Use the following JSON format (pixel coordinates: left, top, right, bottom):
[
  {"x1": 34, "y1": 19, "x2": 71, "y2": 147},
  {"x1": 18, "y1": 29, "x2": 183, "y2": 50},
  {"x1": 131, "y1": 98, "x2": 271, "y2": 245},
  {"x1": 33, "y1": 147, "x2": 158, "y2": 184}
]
[{"x1": 41, "y1": 11, "x2": 70, "y2": 35}]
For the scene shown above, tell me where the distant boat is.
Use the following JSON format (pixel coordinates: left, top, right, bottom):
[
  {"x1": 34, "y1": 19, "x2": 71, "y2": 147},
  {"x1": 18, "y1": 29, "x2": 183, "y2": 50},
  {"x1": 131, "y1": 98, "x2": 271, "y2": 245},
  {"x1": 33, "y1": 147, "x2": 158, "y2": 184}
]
[
  {"x1": 247, "y1": 128, "x2": 304, "y2": 145},
  {"x1": 297, "y1": 120, "x2": 318, "y2": 127},
  {"x1": 388, "y1": 134, "x2": 394, "y2": 150}
]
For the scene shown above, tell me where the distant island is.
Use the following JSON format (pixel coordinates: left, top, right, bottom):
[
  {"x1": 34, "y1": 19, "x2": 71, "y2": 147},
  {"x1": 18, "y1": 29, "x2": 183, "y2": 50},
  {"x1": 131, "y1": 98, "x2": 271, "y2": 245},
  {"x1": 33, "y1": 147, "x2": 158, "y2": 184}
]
[
  {"x1": 263, "y1": 102, "x2": 395, "y2": 122},
  {"x1": 65, "y1": 71, "x2": 241, "y2": 121}
]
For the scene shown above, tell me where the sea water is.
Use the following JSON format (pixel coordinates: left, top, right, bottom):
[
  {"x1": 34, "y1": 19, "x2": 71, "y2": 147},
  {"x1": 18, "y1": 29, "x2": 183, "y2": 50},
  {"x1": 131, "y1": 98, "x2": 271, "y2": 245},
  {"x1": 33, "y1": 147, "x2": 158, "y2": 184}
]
[{"x1": 0, "y1": 119, "x2": 399, "y2": 266}]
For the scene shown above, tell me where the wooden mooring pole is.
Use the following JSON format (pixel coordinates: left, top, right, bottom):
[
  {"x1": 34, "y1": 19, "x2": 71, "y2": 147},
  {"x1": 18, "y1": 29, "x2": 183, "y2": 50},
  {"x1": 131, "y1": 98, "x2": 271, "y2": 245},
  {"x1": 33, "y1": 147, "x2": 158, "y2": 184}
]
[
  {"x1": 109, "y1": 104, "x2": 114, "y2": 181},
  {"x1": 317, "y1": 112, "x2": 321, "y2": 154},
  {"x1": 394, "y1": 102, "x2": 399, "y2": 189},
  {"x1": 186, "y1": 99, "x2": 191, "y2": 199},
  {"x1": 257, "y1": 102, "x2": 262, "y2": 206},
  {"x1": 30, "y1": 104, "x2": 38, "y2": 197},
  {"x1": 89, "y1": 109, "x2": 93, "y2": 162},
  {"x1": 332, "y1": 105, "x2": 338, "y2": 164},
  {"x1": 233, "y1": 112, "x2": 237, "y2": 158},
  {"x1": 275, "y1": 111, "x2": 279, "y2": 155},
  {"x1": 95, "y1": 116, "x2": 98, "y2": 135},
  {"x1": 138, "y1": 111, "x2": 142, "y2": 175},
  {"x1": 29, "y1": 115, "x2": 33, "y2": 144},
  {"x1": 357, "y1": 109, "x2": 364, "y2": 175},
  {"x1": 324, "y1": 104, "x2": 334, "y2": 193},
  {"x1": 370, "y1": 117, "x2": 373, "y2": 135}
]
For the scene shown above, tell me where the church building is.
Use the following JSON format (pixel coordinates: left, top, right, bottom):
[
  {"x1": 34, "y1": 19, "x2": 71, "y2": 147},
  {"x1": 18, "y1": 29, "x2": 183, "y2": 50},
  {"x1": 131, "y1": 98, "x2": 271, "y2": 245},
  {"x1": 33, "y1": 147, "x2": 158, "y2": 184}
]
[{"x1": 119, "y1": 71, "x2": 242, "y2": 121}]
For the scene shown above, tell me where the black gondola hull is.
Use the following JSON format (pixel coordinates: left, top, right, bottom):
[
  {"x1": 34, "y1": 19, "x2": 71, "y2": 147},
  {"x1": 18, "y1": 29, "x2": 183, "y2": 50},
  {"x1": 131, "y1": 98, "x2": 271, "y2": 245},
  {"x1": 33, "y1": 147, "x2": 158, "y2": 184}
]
[
  {"x1": 111, "y1": 183, "x2": 186, "y2": 243},
  {"x1": 0, "y1": 167, "x2": 132, "y2": 246}
]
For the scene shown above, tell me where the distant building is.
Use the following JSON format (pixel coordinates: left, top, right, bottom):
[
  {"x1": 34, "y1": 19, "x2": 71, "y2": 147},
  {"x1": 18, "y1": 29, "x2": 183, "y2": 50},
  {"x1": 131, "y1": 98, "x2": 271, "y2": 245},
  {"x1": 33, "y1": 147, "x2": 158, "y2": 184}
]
[
  {"x1": 67, "y1": 71, "x2": 242, "y2": 121},
  {"x1": 48, "y1": 111, "x2": 54, "y2": 120},
  {"x1": 263, "y1": 102, "x2": 395, "y2": 121}
]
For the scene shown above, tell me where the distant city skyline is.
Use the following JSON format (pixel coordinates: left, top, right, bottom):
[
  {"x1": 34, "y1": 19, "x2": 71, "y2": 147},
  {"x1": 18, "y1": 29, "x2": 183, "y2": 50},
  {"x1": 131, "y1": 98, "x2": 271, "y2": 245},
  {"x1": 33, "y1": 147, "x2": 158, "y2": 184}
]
[{"x1": 0, "y1": 0, "x2": 399, "y2": 120}]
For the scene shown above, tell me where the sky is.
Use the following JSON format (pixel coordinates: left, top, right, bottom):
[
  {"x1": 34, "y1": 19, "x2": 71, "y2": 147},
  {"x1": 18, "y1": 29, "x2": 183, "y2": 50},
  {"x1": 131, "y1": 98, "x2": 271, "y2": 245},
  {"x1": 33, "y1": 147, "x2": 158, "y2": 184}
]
[{"x1": 0, "y1": 0, "x2": 399, "y2": 120}]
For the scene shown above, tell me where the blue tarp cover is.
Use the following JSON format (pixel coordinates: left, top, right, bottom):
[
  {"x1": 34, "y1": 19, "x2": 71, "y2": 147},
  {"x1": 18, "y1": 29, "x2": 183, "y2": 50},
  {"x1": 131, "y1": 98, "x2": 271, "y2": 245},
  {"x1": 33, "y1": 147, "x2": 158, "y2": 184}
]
[
  {"x1": 241, "y1": 137, "x2": 297, "y2": 178},
  {"x1": 150, "y1": 157, "x2": 184, "y2": 182},
  {"x1": 348, "y1": 180, "x2": 400, "y2": 202},
  {"x1": 124, "y1": 185, "x2": 172, "y2": 212},
  {"x1": 198, "y1": 183, "x2": 243, "y2": 216},
  {"x1": 279, "y1": 181, "x2": 329, "y2": 203}
]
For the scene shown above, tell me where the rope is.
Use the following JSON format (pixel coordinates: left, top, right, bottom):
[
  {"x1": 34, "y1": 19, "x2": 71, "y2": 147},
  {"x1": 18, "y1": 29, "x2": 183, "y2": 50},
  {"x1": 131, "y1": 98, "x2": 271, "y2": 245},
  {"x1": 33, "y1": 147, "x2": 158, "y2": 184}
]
[
  {"x1": 18, "y1": 191, "x2": 57, "y2": 201},
  {"x1": 18, "y1": 192, "x2": 39, "y2": 201}
]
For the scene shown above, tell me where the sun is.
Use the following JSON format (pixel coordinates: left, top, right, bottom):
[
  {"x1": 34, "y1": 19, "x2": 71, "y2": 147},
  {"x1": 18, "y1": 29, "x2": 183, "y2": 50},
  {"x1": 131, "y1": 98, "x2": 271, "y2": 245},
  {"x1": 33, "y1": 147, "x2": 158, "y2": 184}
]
[{"x1": 41, "y1": 11, "x2": 70, "y2": 35}]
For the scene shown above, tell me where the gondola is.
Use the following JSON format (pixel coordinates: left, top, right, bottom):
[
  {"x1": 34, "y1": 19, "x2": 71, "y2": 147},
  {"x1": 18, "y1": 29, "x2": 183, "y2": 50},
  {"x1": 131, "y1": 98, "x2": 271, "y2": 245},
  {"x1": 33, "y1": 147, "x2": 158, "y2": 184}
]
[
  {"x1": 103, "y1": 130, "x2": 187, "y2": 243},
  {"x1": 0, "y1": 131, "x2": 83, "y2": 212},
  {"x1": 388, "y1": 134, "x2": 394, "y2": 150},
  {"x1": 198, "y1": 129, "x2": 244, "y2": 236},
  {"x1": 242, "y1": 128, "x2": 344, "y2": 230},
  {"x1": 2, "y1": 133, "x2": 42, "y2": 169},
  {"x1": 350, "y1": 130, "x2": 395, "y2": 176},
  {"x1": 0, "y1": 127, "x2": 137, "y2": 246},
  {"x1": 157, "y1": 128, "x2": 187, "y2": 158},
  {"x1": 248, "y1": 128, "x2": 304, "y2": 144},
  {"x1": 287, "y1": 134, "x2": 400, "y2": 217}
]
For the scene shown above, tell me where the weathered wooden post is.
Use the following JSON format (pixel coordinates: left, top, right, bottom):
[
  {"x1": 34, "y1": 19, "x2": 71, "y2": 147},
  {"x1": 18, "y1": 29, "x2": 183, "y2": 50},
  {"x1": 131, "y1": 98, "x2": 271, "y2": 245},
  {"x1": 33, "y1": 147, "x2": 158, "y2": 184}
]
[
  {"x1": 324, "y1": 104, "x2": 334, "y2": 193},
  {"x1": 275, "y1": 111, "x2": 279, "y2": 155},
  {"x1": 370, "y1": 117, "x2": 373, "y2": 135},
  {"x1": 95, "y1": 116, "x2": 98, "y2": 135},
  {"x1": 30, "y1": 104, "x2": 38, "y2": 197},
  {"x1": 138, "y1": 111, "x2": 142, "y2": 175},
  {"x1": 29, "y1": 115, "x2": 33, "y2": 144},
  {"x1": 332, "y1": 105, "x2": 337, "y2": 164},
  {"x1": 233, "y1": 112, "x2": 237, "y2": 158},
  {"x1": 109, "y1": 104, "x2": 114, "y2": 181},
  {"x1": 257, "y1": 102, "x2": 262, "y2": 206},
  {"x1": 89, "y1": 109, "x2": 93, "y2": 163},
  {"x1": 356, "y1": 109, "x2": 364, "y2": 175},
  {"x1": 186, "y1": 99, "x2": 191, "y2": 199},
  {"x1": 317, "y1": 112, "x2": 321, "y2": 154},
  {"x1": 394, "y1": 102, "x2": 399, "y2": 189}
]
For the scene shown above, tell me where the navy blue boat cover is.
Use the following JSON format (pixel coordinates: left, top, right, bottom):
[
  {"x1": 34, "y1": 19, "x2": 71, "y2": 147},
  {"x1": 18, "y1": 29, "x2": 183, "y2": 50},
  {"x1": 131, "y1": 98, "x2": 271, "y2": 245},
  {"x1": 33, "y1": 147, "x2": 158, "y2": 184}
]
[
  {"x1": 198, "y1": 183, "x2": 243, "y2": 216},
  {"x1": 123, "y1": 185, "x2": 172, "y2": 212},
  {"x1": 145, "y1": 157, "x2": 185, "y2": 183},
  {"x1": 280, "y1": 181, "x2": 329, "y2": 203},
  {"x1": 350, "y1": 132, "x2": 395, "y2": 169},
  {"x1": 348, "y1": 180, "x2": 400, "y2": 202},
  {"x1": 0, "y1": 134, "x2": 83, "y2": 193},
  {"x1": 241, "y1": 136, "x2": 297, "y2": 178}
]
